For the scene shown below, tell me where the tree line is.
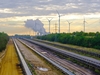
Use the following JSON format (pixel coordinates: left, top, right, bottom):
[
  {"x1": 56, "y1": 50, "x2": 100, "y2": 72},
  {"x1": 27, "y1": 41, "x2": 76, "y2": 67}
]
[
  {"x1": 0, "y1": 32, "x2": 9, "y2": 52},
  {"x1": 37, "y1": 31, "x2": 100, "y2": 49}
]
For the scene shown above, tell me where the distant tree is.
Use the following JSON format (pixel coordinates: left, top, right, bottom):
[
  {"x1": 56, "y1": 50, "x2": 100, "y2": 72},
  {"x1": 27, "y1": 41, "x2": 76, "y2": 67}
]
[
  {"x1": 0, "y1": 32, "x2": 9, "y2": 52},
  {"x1": 37, "y1": 31, "x2": 100, "y2": 50}
]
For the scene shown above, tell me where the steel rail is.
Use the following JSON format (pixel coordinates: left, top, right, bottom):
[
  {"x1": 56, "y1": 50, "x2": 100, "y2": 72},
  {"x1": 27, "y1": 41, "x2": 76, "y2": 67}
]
[
  {"x1": 23, "y1": 38, "x2": 100, "y2": 69},
  {"x1": 34, "y1": 39, "x2": 100, "y2": 58},
  {"x1": 13, "y1": 39, "x2": 33, "y2": 75},
  {"x1": 18, "y1": 39, "x2": 75, "y2": 75}
]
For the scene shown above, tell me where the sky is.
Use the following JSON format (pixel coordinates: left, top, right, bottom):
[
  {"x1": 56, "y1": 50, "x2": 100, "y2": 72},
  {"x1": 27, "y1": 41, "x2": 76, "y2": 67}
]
[{"x1": 0, "y1": 0, "x2": 100, "y2": 35}]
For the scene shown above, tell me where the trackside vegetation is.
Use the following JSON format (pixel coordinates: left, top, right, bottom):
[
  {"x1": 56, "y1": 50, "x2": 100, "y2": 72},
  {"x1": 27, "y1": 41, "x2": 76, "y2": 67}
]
[
  {"x1": 0, "y1": 32, "x2": 9, "y2": 52},
  {"x1": 37, "y1": 31, "x2": 100, "y2": 50}
]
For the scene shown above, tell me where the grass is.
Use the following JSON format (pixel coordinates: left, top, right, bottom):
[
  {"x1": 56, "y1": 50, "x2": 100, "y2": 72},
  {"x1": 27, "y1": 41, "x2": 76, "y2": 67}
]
[
  {"x1": 95, "y1": 69, "x2": 100, "y2": 75},
  {"x1": 26, "y1": 60, "x2": 37, "y2": 75}
]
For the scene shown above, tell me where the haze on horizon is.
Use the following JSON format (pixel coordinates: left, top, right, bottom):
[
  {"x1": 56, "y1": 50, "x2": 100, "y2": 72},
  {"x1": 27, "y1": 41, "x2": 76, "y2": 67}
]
[{"x1": 0, "y1": 0, "x2": 100, "y2": 35}]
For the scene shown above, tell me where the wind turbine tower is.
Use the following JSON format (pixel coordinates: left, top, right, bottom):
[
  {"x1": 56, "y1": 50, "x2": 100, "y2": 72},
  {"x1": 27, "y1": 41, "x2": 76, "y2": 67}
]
[
  {"x1": 83, "y1": 18, "x2": 87, "y2": 32},
  {"x1": 46, "y1": 18, "x2": 53, "y2": 33},
  {"x1": 67, "y1": 21, "x2": 72, "y2": 33},
  {"x1": 56, "y1": 10, "x2": 61, "y2": 33}
]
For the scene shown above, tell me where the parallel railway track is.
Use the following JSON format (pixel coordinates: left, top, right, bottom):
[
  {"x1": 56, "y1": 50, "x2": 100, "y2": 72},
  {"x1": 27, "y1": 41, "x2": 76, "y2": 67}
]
[
  {"x1": 22, "y1": 38, "x2": 100, "y2": 72},
  {"x1": 34, "y1": 39, "x2": 100, "y2": 58},
  {"x1": 18, "y1": 39, "x2": 74, "y2": 75},
  {"x1": 18, "y1": 38, "x2": 95, "y2": 75}
]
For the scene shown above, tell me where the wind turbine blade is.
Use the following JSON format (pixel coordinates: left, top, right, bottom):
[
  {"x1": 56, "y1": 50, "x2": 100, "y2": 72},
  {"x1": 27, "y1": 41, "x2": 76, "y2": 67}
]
[
  {"x1": 46, "y1": 18, "x2": 49, "y2": 21},
  {"x1": 50, "y1": 17, "x2": 53, "y2": 21},
  {"x1": 60, "y1": 14, "x2": 64, "y2": 17},
  {"x1": 46, "y1": 18, "x2": 53, "y2": 21},
  {"x1": 56, "y1": 10, "x2": 59, "y2": 15},
  {"x1": 67, "y1": 20, "x2": 69, "y2": 23}
]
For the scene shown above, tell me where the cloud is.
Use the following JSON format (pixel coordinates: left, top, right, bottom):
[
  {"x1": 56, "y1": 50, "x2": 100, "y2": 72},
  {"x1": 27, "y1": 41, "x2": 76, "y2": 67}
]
[
  {"x1": 0, "y1": 0, "x2": 100, "y2": 35},
  {"x1": 0, "y1": 0, "x2": 99, "y2": 18}
]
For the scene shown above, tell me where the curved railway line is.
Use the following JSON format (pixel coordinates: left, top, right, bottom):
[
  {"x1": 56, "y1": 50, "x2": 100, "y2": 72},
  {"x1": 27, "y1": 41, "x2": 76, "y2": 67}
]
[
  {"x1": 22, "y1": 38, "x2": 100, "y2": 74},
  {"x1": 18, "y1": 38, "x2": 95, "y2": 75}
]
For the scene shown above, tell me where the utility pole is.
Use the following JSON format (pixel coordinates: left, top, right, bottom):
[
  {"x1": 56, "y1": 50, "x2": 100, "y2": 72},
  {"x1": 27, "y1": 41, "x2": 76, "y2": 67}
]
[
  {"x1": 67, "y1": 21, "x2": 72, "y2": 33},
  {"x1": 56, "y1": 10, "x2": 61, "y2": 33},
  {"x1": 55, "y1": 23, "x2": 57, "y2": 33},
  {"x1": 46, "y1": 18, "x2": 53, "y2": 33}
]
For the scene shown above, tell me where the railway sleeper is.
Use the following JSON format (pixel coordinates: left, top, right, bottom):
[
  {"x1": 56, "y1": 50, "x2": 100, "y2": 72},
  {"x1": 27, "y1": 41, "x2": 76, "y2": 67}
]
[
  {"x1": 22, "y1": 38, "x2": 100, "y2": 75},
  {"x1": 42, "y1": 47, "x2": 100, "y2": 74},
  {"x1": 19, "y1": 40, "x2": 74, "y2": 75},
  {"x1": 54, "y1": 52, "x2": 100, "y2": 75}
]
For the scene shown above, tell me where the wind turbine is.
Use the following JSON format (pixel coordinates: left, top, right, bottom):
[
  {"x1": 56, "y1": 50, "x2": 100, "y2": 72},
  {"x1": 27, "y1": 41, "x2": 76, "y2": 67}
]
[
  {"x1": 56, "y1": 10, "x2": 61, "y2": 33},
  {"x1": 83, "y1": 17, "x2": 87, "y2": 32},
  {"x1": 67, "y1": 20, "x2": 72, "y2": 33},
  {"x1": 46, "y1": 18, "x2": 53, "y2": 33}
]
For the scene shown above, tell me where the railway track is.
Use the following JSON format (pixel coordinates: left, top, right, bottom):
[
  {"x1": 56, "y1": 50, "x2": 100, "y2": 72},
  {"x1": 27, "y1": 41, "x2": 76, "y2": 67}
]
[
  {"x1": 30, "y1": 45, "x2": 92, "y2": 75},
  {"x1": 22, "y1": 38, "x2": 100, "y2": 73},
  {"x1": 15, "y1": 39, "x2": 65, "y2": 75},
  {"x1": 13, "y1": 39, "x2": 33, "y2": 75},
  {"x1": 17, "y1": 39, "x2": 74, "y2": 75},
  {"x1": 46, "y1": 53, "x2": 88, "y2": 75},
  {"x1": 34, "y1": 39, "x2": 100, "y2": 58},
  {"x1": 18, "y1": 38, "x2": 95, "y2": 75}
]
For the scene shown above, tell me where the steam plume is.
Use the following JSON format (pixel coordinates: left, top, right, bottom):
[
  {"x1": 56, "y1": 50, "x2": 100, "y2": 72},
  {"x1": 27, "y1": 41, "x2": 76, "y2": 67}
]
[{"x1": 24, "y1": 19, "x2": 47, "y2": 35}]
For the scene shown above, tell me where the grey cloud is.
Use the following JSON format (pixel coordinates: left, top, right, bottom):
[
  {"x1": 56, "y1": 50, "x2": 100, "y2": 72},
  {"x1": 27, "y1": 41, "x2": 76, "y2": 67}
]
[{"x1": 0, "y1": 0, "x2": 100, "y2": 18}]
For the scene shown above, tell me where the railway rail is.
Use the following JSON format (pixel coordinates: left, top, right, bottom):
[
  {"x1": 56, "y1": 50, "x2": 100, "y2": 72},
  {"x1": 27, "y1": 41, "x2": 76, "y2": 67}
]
[
  {"x1": 13, "y1": 39, "x2": 33, "y2": 75},
  {"x1": 22, "y1": 38, "x2": 100, "y2": 72},
  {"x1": 18, "y1": 39, "x2": 75, "y2": 75},
  {"x1": 34, "y1": 39, "x2": 100, "y2": 58},
  {"x1": 34, "y1": 46, "x2": 93, "y2": 75},
  {"x1": 18, "y1": 39, "x2": 95, "y2": 75}
]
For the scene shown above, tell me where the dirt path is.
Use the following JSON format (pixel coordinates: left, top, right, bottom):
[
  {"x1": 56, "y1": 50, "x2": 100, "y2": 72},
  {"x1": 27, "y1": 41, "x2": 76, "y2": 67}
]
[{"x1": 0, "y1": 39, "x2": 23, "y2": 75}]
